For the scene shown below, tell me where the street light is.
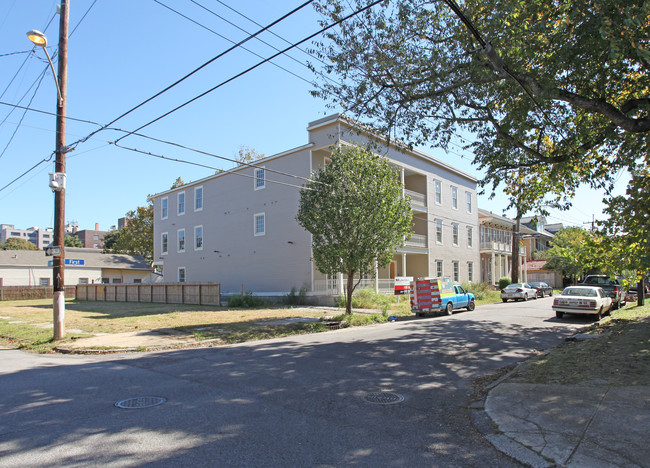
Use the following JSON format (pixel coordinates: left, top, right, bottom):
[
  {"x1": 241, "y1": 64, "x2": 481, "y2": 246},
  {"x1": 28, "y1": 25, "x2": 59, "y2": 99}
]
[
  {"x1": 26, "y1": 30, "x2": 63, "y2": 105},
  {"x1": 27, "y1": 1, "x2": 69, "y2": 341}
]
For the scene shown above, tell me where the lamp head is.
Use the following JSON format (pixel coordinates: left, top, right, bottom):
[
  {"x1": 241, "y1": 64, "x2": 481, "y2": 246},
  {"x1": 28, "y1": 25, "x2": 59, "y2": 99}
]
[{"x1": 27, "y1": 29, "x2": 47, "y2": 47}]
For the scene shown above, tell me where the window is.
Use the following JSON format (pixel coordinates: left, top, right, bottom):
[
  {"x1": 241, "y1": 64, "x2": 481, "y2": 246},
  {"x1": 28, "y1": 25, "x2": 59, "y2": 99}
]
[
  {"x1": 101, "y1": 278, "x2": 109, "y2": 284},
  {"x1": 178, "y1": 267, "x2": 186, "y2": 283},
  {"x1": 452, "y1": 223, "x2": 459, "y2": 246},
  {"x1": 435, "y1": 219, "x2": 443, "y2": 244},
  {"x1": 93, "y1": 235, "x2": 99, "y2": 240},
  {"x1": 466, "y1": 191, "x2": 472, "y2": 213},
  {"x1": 452, "y1": 261, "x2": 459, "y2": 282},
  {"x1": 161, "y1": 232, "x2": 168, "y2": 254},
  {"x1": 194, "y1": 225, "x2": 203, "y2": 250},
  {"x1": 133, "y1": 279, "x2": 142, "y2": 284},
  {"x1": 112, "y1": 278, "x2": 122, "y2": 284},
  {"x1": 78, "y1": 278, "x2": 89, "y2": 284},
  {"x1": 436, "y1": 260, "x2": 443, "y2": 277},
  {"x1": 255, "y1": 167, "x2": 266, "y2": 190},
  {"x1": 161, "y1": 197, "x2": 168, "y2": 219},
  {"x1": 93, "y1": 243, "x2": 100, "y2": 249},
  {"x1": 39, "y1": 277, "x2": 50, "y2": 286},
  {"x1": 178, "y1": 229, "x2": 185, "y2": 252},
  {"x1": 178, "y1": 192, "x2": 185, "y2": 215},
  {"x1": 195, "y1": 186, "x2": 203, "y2": 211},
  {"x1": 468, "y1": 262, "x2": 474, "y2": 282},
  {"x1": 434, "y1": 180, "x2": 442, "y2": 204},
  {"x1": 451, "y1": 186, "x2": 458, "y2": 209},
  {"x1": 467, "y1": 226, "x2": 473, "y2": 248},
  {"x1": 254, "y1": 212, "x2": 265, "y2": 236}
]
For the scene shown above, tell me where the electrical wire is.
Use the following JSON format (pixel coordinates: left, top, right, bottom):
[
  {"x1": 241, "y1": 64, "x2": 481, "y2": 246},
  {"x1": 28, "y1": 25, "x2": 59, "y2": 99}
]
[
  {"x1": 0, "y1": 100, "x2": 106, "y2": 127},
  {"x1": 112, "y1": 0, "x2": 386, "y2": 144}
]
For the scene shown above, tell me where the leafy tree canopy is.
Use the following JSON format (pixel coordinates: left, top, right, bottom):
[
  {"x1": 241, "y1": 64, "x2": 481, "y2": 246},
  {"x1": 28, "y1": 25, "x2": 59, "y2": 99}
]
[
  {"x1": 235, "y1": 145, "x2": 265, "y2": 166},
  {"x1": 296, "y1": 145, "x2": 413, "y2": 314},
  {"x1": 313, "y1": 0, "x2": 649, "y2": 206},
  {"x1": 104, "y1": 203, "x2": 153, "y2": 263},
  {"x1": 0, "y1": 237, "x2": 39, "y2": 250},
  {"x1": 542, "y1": 226, "x2": 591, "y2": 283},
  {"x1": 64, "y1": 235, "x2": 83, "y2": 248}
]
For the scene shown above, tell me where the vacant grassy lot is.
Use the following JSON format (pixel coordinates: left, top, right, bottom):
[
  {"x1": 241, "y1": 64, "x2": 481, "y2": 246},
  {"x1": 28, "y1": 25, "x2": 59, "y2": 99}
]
[
  {"x1": 0, "y1": 295, "x2": 411, "y2": 353},
  {"x1": 511, "y1": 303, "x2": 650, "y2": 386}
]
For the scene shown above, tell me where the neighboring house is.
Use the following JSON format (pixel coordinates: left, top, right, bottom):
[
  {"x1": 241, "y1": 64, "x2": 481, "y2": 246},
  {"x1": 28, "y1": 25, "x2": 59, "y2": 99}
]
[
  {"x1": 525, "y1": 259, "x2": 563, "y2": 289},
  {"x1": 478, "y1": 209, "x2": 528, "y2": 285},
  {"x1": 0, "y1": 248, "x2": 155, "y2": 286},
  {"x1": 0, "y1": 224, "x2": 54, "y2": 249},
  {"x1": 520, "y1": 215, "x2": 557, "y2": 261},
  {"x1": 152, "y1": 114, "x2": 480, "y2": 297},
  {"x1": 73, "y1": 223, "x2": 108, "y2": 249}
]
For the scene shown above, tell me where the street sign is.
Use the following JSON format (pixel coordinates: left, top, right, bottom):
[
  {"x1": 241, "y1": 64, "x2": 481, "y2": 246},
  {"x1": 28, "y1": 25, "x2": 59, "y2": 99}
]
[
  {"x1": 45, "y1": 246, "x2": 61, "y2": 256},
  {"x1": 47, "y1": 258, "x2": 84, "y2": 266}
]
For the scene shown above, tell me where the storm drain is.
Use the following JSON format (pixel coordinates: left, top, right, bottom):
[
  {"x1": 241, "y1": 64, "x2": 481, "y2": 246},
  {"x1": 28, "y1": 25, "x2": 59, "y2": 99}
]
[
  {"x1": 115, "y1": 396, "x2": 167, "y2": 409},
  {"x1": 363, "y1": 392, "x2": 404, "y2": 405}
]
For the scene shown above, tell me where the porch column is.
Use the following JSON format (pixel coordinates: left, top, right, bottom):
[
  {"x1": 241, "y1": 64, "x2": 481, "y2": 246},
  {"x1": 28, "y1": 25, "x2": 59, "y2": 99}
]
[
  {"x1": 374, "y1": 260, "x2": 379, "y2": 293},
  {"x1": 400, "y1": 167, "x2": 405, "y2": 196},
  {"x1": 338, "y1": 272, "x2": 344, "y2": 296},
  {"x1": 402, "y1": 253, "x2": 407, "y2": 277},
  {"x1": 491, "y1": 251, "x2": 496, "y2": 285}
]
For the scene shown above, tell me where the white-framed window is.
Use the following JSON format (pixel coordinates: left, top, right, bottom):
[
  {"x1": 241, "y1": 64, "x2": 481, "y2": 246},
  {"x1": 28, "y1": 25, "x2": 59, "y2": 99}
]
[
  {"x1": 177, "y1": 191, "x2": 186, "y2": 215},
  {"x1": 133, "y1": 279, "x2": 142, "y2": 284},
  {"x1": 436, "y1": 260, "x2": 443, "y2": 277},
  {"x1": 468, "y1": 262, "x2": 474, "y2": 282},
  {"x1": 434, "y1": 180, "x2": 442, "y2": 204},
  {"x1": 452, "y1": 223, "x2": 459, "y2": 246},
  {"x1": 161, "y1": 232, "x2": 168, "y2": 254},
  {"x1": 93, "y1": 235, "x2": 99, "y2": 240},
  {"x1": 39, "y1": 277, "x2": 50, "y2": 286},
  {"x1": 194, "y1": 225, "x2": 203, "y2": 250},
  {"x1": 178, "y1": 267, "x2": 186, "y2": 283},
  {"x1": 451, "y1": 186, "x2": 458, "y2": 209},
  {"x1": 467, "y1": 226, "x2": 473, "y2": 248},
  {"x1": 78, "y1": 278, "x2": 89, "y2": 284},
  {"x1": 178, "y1": 229, "x2": 185, "y2": 252},
  {"x1": 254, "y1": 212, "x2": 265, "y2": 236},
  {"x1": 112, "y1": 278, "x2": 122, "y2": 284},
  {"x1": 194, "y1": 186, "x2": 203, "y2": 211},
  {"x1": 466, "y1": 191, "x2": 472, "y2": 213},
  {"x1": 435, "y1": 219, "x2": 443, "y2": 244},
  {"x1": 254, "y1": 167, "x2": 266, "y2": 190},
  {"x1": 101, "y1": 278, "x2": 109, "y2": 284},
  {"x1": 161, "y1": 197, "x2": 168, "y2": 219},
  {"x1": 452, "y1": 260, "x2": 459, "y2": 282}
]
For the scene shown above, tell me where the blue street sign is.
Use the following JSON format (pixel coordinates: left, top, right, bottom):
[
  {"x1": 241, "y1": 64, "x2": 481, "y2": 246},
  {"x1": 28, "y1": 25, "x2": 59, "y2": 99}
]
[{"x1": 48, "y1": 259, "x2": 85, "y2": 266}]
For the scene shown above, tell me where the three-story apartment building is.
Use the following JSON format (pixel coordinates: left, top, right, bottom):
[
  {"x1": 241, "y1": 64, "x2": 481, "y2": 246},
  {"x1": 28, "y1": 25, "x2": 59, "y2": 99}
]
[{"x1": 152, "y1": 115, "x2": 480, "y2": 297}]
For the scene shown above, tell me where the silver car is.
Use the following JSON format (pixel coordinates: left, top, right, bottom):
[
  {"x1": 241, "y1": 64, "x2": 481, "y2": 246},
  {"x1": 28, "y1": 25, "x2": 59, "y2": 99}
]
[{"x1": 501, "y1": 283, "x2": 538, "y2": 302}]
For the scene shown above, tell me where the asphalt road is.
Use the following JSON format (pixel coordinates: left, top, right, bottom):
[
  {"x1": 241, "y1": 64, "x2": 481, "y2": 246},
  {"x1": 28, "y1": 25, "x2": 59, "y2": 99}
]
[{"x1": 0, "y1": 297, "x2": 593, "y2": 467}]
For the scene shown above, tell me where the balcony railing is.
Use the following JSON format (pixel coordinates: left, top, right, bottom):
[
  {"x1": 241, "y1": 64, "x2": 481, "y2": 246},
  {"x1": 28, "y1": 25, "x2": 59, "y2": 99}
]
[
  {"x1": 405, "y1": 233, "x2": 427, "y2": 249},
  {"x1": 313, "y1": 278, "x2": 395, "y2": 295},
  {"x1": 480, "y1": 241, "x2": 525, "y2": 255},
  {"x1": 404, "y1": 189, "x2": 426, "y2": 208}
]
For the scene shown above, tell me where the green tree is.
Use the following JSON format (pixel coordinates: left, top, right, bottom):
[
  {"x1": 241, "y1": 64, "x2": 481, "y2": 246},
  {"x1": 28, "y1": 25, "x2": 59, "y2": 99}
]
[
  {"x1": 105, "y1": 203, "x2": 154, "y2": 263},
  {"x1": 235, "y1": 145, "x2": 265, "y2": 166},
  {"x1": 313, "y1": 0, "x2": 649, "y2": 204},
  {"x1": 102, "y1": 230, "x2": 121, "y2": 250},
  {"x1": 593, "y1": 170, "x2": 650, "y2": 305},
  {"x1": 0, "y1": 238, "x2": 39, "y2": 250},
  {"x1": 64, "y1": 235, "x2": 83, "y2": 247},
  {"x1": 542, "y1": 227, "x2": 591, "y2": 284},
  {"x1": 170, "y1": 177, "x2": 186, "y2": 189},
  {"x1": 296, "y1": 145, "x2": 413, "y2": 315}
]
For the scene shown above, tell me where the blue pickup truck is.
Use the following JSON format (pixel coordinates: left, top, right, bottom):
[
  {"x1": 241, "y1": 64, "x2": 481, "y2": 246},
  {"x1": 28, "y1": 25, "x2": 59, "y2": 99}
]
[{"x1": 441, "y1": 284, "x2": 476, "y2": 315}]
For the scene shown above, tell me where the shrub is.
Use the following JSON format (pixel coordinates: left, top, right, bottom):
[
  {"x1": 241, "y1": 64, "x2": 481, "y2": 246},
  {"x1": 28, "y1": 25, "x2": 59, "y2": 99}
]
[
  {"x1": 462, "y1": 282, "x2": 490, "y2": 301},
  {"x1": 498, "y1": 277, "x2": 512, "y2": 290},
  {"x1": 336, "y1": 288, "x2": 410, "y2": 314},
  {"x1": 284, "y1": 287, "x2": 308, "y2": 306},
  {"x1": 227, "y1": 291, "x2": 265, "y2": 308}
]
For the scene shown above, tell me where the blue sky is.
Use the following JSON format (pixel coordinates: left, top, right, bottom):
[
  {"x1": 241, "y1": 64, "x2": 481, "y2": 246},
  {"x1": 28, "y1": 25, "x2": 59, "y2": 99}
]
[{"x1": 0, "y1": 0, "x2": 626, "y2": 233}]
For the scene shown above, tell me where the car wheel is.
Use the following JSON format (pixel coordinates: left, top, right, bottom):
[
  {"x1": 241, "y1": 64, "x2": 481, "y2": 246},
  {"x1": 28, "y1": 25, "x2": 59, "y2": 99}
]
[
  {"x1": 523, "y1": 293, "x2": 528, "y2": 301},
  {"x1": 467, "y1": 300, "x2": 476, "y2": 311},
  {"x1": 445, "y1": 302, "x2": 453, "y2": 315},
  {"x1": 549, "y1": 290, "x2": 553, "y2": 297},
  {"x1": 556, "y1": 311, "x2": 564, "y2": 319},
  {"x1": 502, "y1": 299, "x2": 508, "y2": 303}
]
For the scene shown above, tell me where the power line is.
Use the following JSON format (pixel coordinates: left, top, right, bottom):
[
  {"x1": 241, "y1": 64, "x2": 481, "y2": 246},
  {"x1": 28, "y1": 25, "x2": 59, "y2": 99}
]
[
  {"x1": 112, "y1": 0, "x2": 386, "y2": 144},
  {"x1": 0, "y1": 100, "x2": 106, "y2": 127},
  {"x1": 71, "y1": 0, "x2": 317, "y2": 148}
]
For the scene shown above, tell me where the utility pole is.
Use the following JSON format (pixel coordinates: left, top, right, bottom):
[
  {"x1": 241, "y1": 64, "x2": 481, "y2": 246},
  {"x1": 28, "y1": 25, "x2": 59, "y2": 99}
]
[{"x1": 53, "y1": 1, "x2": 69, "y2": 340}]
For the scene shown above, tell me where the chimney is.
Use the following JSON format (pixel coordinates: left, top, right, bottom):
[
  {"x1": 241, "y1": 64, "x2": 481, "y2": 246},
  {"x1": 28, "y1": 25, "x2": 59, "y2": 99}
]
[{"x1": 95, "y1": 223, "x2": 99, "y2": 231}]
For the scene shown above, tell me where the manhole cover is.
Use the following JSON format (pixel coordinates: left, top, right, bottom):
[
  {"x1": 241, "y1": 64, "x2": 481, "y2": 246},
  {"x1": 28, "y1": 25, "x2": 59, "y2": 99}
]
[
  {"x1": 115, "y1": 396, "x2": 167, "y2": 409},
  {"x1": 363, "y1": 392, "x2": 404, "y2": 405}
]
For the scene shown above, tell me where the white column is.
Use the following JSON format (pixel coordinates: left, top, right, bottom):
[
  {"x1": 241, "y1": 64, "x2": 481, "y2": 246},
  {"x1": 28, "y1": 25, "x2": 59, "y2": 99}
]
[
  {"x1": 491, "y1": 252, "x2": 495, "y2": 285},
  {"x1": 338, "y1": 272, "x2": 344, "y2": 296}
]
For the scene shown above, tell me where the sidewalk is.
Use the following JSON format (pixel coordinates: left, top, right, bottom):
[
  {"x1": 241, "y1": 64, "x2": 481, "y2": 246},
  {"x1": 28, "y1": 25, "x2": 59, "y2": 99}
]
[{"x1": 471, "y1": 381, "x2": 650, "y2": 467}]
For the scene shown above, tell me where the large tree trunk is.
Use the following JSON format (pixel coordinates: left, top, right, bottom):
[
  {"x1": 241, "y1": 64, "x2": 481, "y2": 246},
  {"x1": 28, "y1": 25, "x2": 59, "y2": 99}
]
[
  {"x1": 346, "y1": 271, "x2": 355, "y2": 315},
  {"x1": 638, "y1": 276, "x2": 645, "y2": 307},
  {"x1": 511, "y1": 216, "x2": 521, "y2": 283}
]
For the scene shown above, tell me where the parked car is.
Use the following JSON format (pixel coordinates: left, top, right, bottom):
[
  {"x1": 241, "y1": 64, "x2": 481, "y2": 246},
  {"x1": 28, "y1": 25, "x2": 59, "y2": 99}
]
[
  {"x1": 626, "y1": 282, "x2": 650, "y2": 302},
  {"x1": 553, "y1": 286, "x2": 613, "y2": 320},
  {"x1": 529, "y1": 281, "x2": 553, "y2": 298},
  {"x1": 501, "y1": 283, "x2": 538, "y2": 302},
  {"x1": 578, "y1": 275, "x2": 625, "y2": 309}
]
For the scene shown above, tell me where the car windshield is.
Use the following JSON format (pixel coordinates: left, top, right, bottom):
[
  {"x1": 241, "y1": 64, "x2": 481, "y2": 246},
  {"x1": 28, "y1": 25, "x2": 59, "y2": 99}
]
[
  {"x1": 506, "y1": 284, "x2": 524, "y2": 289},
  {"x1": 563, "y1": 288, "x2": 597, "y2": 297}
]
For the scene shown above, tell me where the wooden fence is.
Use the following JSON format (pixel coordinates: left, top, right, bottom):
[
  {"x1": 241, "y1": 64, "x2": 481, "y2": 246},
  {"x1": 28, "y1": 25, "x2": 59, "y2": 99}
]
[
  {"x1": 75, "y1": 283, "x2": 221, "y2": 306},
  {"x1": 0, "y1": 286, "x2": 77, "y2": 301}
]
